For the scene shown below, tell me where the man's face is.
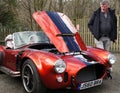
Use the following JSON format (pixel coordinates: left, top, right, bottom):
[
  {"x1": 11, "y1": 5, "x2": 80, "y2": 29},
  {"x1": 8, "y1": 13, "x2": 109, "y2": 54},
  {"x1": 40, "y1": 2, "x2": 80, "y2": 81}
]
[{"x1": 100, "y1": 3, "x2": 109, "y2": 12}]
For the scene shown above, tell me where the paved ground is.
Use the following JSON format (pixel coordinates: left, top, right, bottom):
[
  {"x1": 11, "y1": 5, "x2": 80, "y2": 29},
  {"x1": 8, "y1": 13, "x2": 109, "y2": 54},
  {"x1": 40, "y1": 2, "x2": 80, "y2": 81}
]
[{"x1": 0, "y1": 53, "x2": 120, "y2": 93}]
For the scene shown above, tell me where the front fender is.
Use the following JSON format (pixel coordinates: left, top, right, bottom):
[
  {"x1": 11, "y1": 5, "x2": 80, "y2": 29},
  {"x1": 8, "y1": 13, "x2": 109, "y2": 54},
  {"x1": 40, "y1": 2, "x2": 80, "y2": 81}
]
[
  {"x1": 86, "y1": 46, "x2": 110, "y2": 65},
  {"x1": 21, "y1": 50, "x2": 59, "y2": 70}
]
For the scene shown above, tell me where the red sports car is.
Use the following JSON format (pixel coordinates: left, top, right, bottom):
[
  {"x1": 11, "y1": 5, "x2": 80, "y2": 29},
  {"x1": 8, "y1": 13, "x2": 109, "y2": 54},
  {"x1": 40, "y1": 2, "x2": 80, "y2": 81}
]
[{"x1": 0, "y1": 11, "x2": 116, "y2": 93}]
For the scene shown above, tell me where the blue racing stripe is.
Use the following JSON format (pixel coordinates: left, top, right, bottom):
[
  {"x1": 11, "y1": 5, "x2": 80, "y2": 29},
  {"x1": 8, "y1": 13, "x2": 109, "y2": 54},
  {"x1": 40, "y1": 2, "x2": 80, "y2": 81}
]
[
  {"x1": 75, "y1": 57, "x2": 92, "y2": 66},
  {"x1": 47, "y1": 11, "x2": 80, "y2": 52}
]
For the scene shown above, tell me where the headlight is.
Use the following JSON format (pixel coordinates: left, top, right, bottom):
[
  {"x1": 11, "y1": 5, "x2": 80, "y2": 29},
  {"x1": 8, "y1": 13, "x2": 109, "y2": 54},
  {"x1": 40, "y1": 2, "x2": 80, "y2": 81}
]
[
  {"x1": 54, "y1": 59, "x2": 66, "y2": 73},
  {"x1": 108, "y1": 53, "x2": 116, "y2": 65}
]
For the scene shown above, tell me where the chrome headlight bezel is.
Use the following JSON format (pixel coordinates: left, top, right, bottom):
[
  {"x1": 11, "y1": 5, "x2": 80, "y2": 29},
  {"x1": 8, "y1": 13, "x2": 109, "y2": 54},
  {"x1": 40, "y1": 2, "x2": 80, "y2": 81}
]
[
  {"x1": 108, "y1": 53, "x2": 116, "y2": 65},
  {"x1": 54, "y1": 59, "x2": 66, "y2": 73}
]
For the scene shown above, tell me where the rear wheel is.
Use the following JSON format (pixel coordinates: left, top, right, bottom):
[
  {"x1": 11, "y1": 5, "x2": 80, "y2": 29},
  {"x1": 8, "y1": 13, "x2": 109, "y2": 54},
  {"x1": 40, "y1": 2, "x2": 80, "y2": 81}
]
[
  {"x1": 21, "y1": 59, "x2": 46, "y2": 93},
  {"x1": 0, "y1": 52, "x2": 3, "y2": 65}
]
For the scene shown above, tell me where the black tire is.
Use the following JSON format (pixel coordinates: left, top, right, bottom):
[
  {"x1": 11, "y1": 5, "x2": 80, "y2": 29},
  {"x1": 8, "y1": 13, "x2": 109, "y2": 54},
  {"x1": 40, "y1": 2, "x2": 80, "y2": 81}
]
[
  {"x1": 0, "y1": 52, "x2": 3, "y2": 65},
  {"x1": 22, "y1": 59, "x2": 46, "y2": 93}
]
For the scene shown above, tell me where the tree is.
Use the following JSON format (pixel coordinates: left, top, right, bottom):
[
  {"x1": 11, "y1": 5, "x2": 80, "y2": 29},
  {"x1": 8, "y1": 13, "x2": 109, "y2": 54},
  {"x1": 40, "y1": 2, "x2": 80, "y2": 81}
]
[
  {"x1": 0, "y1": 0, "x2": 18, "y2": 28},
  {"x1": 1, "y1": 0, "x2": 120, "y2": 30}
]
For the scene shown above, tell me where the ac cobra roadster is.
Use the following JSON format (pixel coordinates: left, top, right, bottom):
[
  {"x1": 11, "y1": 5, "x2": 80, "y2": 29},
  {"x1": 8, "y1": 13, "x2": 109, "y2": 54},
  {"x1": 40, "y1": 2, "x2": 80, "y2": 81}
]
[{"x1": 0, "y1": 11, "x2": 116, "y2": 93}]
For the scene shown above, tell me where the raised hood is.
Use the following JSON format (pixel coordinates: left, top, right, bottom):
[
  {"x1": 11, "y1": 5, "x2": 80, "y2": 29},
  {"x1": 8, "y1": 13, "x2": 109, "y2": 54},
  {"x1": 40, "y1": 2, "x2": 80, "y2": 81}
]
[{"x1": 33, "y1": 11, "x2": 87, "y2": 53}]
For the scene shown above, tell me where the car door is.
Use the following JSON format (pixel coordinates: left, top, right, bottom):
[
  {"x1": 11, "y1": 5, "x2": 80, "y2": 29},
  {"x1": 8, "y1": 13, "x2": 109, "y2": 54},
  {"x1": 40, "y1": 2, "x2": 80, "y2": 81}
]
[{"x1": 3, "y1": 48, "x2": 19, "y2": 71}]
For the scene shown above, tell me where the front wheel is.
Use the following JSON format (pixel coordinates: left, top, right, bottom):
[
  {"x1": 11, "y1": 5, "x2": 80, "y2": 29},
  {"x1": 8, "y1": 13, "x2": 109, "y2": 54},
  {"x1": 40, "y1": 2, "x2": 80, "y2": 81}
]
[{"x1": 21, "y1": 59, "x2": 46, "y2": 93}]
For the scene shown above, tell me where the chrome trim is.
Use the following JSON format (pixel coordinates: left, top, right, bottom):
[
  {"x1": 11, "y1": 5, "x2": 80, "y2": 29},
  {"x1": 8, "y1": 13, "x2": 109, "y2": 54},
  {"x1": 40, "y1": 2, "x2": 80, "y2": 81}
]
[{"x1": 0, "y1": 66, "x2": 20, "y2": 77}]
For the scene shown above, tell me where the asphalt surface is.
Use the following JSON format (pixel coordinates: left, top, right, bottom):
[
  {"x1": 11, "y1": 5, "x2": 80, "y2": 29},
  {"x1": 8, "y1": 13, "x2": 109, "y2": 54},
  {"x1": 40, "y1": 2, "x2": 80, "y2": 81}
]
[{"x1": 0, "y1": 53, "x2": 120, "y2": 93}]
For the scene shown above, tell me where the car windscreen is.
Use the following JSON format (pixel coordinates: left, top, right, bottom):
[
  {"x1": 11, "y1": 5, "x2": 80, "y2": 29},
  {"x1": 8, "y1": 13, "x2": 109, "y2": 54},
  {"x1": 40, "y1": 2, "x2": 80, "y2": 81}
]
[{"x1": 13, "y1": 31, "x2": 50, "y2": 49}]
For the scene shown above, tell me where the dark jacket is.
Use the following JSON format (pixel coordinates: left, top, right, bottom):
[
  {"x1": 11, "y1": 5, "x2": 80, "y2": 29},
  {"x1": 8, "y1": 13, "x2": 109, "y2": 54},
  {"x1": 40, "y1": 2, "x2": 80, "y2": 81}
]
[{"x1": 88, "y1": 8, "x2": 117, "y2": 41}]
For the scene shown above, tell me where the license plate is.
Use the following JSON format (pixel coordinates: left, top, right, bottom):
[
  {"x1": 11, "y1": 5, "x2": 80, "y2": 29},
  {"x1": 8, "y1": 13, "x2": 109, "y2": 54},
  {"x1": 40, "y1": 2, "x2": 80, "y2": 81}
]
[{"x1": 79, "y1": 79, "x2": 103, "y2": 90}]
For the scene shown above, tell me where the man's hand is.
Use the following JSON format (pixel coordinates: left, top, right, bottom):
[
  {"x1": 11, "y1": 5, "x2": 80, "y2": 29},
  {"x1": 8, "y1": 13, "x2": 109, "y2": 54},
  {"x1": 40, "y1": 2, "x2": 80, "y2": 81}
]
[{"x1": 113, "y1": 40, "x2": 116, "y2": 43}]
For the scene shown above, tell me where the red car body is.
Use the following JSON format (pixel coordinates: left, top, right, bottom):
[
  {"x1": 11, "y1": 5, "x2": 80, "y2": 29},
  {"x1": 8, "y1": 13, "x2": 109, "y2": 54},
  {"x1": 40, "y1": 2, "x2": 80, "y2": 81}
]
[{"x1": 0, "y1": 11, "x2": 116, "y2": 93}]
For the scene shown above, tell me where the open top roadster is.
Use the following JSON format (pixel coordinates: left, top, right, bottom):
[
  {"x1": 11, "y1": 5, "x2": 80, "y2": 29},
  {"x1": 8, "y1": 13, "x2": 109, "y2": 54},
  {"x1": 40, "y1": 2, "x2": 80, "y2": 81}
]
[{"x1": 0, "y1": 11, "x2": 116, "y2": 93}]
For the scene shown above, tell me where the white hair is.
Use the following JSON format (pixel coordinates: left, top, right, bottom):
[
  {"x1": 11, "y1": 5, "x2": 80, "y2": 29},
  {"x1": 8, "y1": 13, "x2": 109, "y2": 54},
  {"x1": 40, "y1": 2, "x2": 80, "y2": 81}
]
[
  {"x1": 100, "y1": 0, "x2": 110, "y2": 5},
  {"x1": 5, "y1": 34, "x2": 13, "y2": 41}
]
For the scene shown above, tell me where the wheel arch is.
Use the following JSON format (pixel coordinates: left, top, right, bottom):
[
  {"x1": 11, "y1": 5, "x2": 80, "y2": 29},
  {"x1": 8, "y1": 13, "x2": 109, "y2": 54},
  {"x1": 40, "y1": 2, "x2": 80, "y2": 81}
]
[{"x1": 20, "y1": 56, "x2": 43, "y2": 75}]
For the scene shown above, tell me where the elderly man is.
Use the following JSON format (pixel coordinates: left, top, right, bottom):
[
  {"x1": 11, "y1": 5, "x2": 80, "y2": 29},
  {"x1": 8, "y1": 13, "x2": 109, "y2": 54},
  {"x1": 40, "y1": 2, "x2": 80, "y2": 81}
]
[
  {"x1": 5, "y1": 34, "x2": 14, "y2": 49},
  {"x1": 88, "y1": 0, "x2": 117, "y2": 51}
]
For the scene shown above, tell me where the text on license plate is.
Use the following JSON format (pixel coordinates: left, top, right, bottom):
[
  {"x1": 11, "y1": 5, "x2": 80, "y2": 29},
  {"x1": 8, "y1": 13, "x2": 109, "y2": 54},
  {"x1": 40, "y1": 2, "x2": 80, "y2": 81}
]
[{"x1": 79, "y1": 79, "x2": 103, "y2": 90}]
